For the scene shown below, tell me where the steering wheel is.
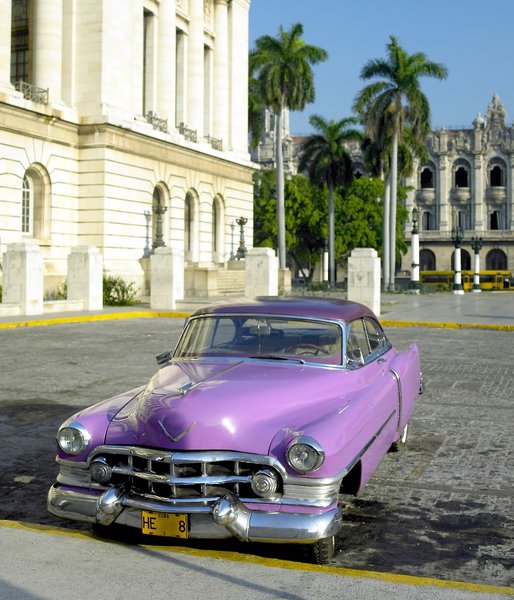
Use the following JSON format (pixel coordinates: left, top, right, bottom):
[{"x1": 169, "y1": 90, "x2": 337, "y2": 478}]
[{"x1": 285, "y1": 342, "x2": 330, "y2": 356}]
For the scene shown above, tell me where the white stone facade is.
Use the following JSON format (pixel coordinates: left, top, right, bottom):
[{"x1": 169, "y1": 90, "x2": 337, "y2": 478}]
[
  {"x1": 402, "y1": 94, "x2": 514, "y2": 276},
  {"x1": 0, "y1": 0, "x2": 254, "y2": 295}
]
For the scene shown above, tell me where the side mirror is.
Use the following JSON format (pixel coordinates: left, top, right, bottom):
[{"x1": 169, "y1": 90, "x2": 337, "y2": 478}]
[{"x1": 156, "y1": 349, "x2": 173, "y2": 365}]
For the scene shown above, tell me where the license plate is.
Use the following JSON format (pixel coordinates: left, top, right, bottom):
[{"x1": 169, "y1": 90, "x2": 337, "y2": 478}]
[{"x1": 141, "y1": 511, "x2": 188, "y2": 538}]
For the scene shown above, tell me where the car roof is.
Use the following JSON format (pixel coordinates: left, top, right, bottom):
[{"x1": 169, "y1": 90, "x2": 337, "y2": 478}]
[{"x1": 191, "y1": 296, "x2": 377, "y2": 322}]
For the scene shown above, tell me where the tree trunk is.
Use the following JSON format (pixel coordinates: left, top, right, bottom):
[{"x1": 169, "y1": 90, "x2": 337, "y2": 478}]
[
  {"x1": 275, "y1": 109, "x2": 286, "y2": 269},
  {"x1": 382, "y1": 175, "x2": 390, "y2": 292},
  {"x1": 389, "y1": 130, "x2": 399, "y2": 292},
  {"x1": 328, "y1": 183, "x2": 335, "y2": 287}
]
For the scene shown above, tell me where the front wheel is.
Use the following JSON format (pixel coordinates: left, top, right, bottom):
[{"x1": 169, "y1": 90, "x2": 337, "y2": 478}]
[
  {"x1": 390, "y1": 423, "x2": 409, "y2": 452},
  {"x1": 305, "y1": 535, "x2": 335, "y2": 564}
]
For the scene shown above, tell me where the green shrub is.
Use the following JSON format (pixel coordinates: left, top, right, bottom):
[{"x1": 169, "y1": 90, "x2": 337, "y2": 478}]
[{"x1": 103, "y1": 275, "x2": 138, "y2": 306}]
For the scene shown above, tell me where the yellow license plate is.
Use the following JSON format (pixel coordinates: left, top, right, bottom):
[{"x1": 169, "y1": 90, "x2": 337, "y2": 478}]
[{"x1": 141, "y1": 511, "x2": 188, "y2": 538}]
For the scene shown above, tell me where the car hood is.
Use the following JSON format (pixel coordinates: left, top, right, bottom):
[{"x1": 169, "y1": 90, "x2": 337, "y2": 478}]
[{"x1": 105, "y1": 359, "x2": 347, "y2": 454}]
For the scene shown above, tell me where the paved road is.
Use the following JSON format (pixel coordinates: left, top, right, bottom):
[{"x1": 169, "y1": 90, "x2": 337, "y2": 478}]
[{"x1": 0, "y1": 293, "x2": 513, "y2": 598}]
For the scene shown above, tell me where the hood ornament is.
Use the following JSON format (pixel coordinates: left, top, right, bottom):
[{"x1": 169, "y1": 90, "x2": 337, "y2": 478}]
[{"x1": 158, "y1": 419, "x2": 196, "y2": 443}]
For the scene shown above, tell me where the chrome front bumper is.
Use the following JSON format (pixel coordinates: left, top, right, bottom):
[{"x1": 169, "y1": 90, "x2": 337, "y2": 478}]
[{"x1": 47, "y1": 484, "x2": 342, "y2": 544}]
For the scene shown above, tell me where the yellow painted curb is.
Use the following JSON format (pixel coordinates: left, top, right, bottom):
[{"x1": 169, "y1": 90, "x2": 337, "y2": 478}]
[
  {"x1": 0, "y1": 311, "x2": 512, "y2": 331},
  {"x1": 1, "y1": 520, "x2": 512, "y2": 595},
  {"x1": 0, "y1": 311, "x2": 191, "y2": 329},
  {"x1": 380, "y1": 319, "x2": 514, "y2": 332}
]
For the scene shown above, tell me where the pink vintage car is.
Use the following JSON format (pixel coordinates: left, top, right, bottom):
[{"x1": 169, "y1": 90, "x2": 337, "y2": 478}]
[{"x1": 48, "y1": 297, "x2": 422, "y2": 563}]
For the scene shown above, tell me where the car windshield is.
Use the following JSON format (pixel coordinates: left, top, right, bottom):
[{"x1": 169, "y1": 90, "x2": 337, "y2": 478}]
[{"x1": 174, "y1": 315, "x2": 343, "y2": 366}]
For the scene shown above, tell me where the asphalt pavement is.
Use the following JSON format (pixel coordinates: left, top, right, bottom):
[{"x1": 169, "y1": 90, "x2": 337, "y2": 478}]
[{"x1": 0, "y1": 290, "x2": 512, "y2": 599}]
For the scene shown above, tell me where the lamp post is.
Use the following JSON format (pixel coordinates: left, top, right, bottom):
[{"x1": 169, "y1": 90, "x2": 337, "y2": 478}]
[
  {"x1": 410, "y1": 207, "x2": 420, "y2": 294},
  {"x1": 229, "y1": 221, "x2": 235, "y2": 260},
  {"x1": 152, "y1": 197, "x2": 167, "y2": 250},
  {"x1": 471, "y1": 235, "x2": 483, "y2": 293},
  {"x1": 235, "y1": 216, "x2": 248, "y2": 260},
  {"x1": 451, "y1": 215, "x2": 465, "y2": 295},
  {"x1": 142, "y1": 210, "x2": 151, "y2": 258}
]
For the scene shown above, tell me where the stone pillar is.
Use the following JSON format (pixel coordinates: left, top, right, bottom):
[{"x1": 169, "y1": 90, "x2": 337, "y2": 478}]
[
  {"x1": 347, "y1": 248, "x2": 381, "y2": 316},
  {"x1": 2, "y1": 242, "x2": 43, "y2": 315},
  {"x1": 33, "y1": 0, "x2": 63, "y2": 104},
  {"x1": 150, "y1": 247, "x2": 184, "y2": 310},
  {"x1": 156, "y1": 0, "x2": 176, "y2": 128},
  {"x1": 187, "y1": 0, "x2": 204, "y2": 137},
  {"x1": 0, "y1": 1, "x2": 14, "y2": 93},
  {"x1": 67, "y1": 246, "x2": 103, "y2": 310},
  {"x1": 213, "y1": 0, "x2": 229, "y2": 145},
  {"x1": 245, "y1": 248, "x2": 278, "y2": 297},
  {"x1": 228, "y1": 0, "x2": 249, "y2": 153}
]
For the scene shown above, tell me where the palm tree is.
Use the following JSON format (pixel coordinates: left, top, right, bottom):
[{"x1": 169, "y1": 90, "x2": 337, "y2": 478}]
[
  {"x1": 354, "y1": 35, "x2": 447, "y2": 291},
  {"x1": 250, "y1": 24, "x2": 327, "y2": 270},
  {"x1": 298, "y1": 114, "x2": 362, "y2": 287}
]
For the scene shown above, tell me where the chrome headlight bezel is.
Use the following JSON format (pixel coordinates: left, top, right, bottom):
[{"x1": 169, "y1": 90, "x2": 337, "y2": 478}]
[
  {"x1": 286, "y1": 436, "x2": 325, "y2": 474},
  {"x1": 56, "y1": 422, "x2": 90, "y2": 456}
]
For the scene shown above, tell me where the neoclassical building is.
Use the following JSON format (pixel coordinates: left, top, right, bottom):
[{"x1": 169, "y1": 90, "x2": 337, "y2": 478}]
[
  {"x1": 403, "y1": 94, "x2": 514, "y2": 277},
  {"x1": 0, "y1": 0, "x2": 253, "y2": 295}
]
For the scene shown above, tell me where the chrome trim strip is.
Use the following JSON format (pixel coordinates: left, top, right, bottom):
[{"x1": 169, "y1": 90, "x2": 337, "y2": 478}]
[
  {"x1": 344, "y1": 409, "x2": 396, "y2": 473},
  {"x1": 389, "y1": 368, "x2": 402, "y2": 430}
]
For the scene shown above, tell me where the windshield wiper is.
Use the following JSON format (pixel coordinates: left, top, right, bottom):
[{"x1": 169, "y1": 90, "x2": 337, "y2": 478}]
[{"x1": 249, "y1": 354, "x2": 305, "y2": 364}]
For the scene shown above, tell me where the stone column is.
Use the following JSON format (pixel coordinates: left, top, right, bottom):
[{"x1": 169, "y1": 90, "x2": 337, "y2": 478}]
[
  {"x1": 150, "y1": 247, "x2": 184, "y2": 310},
  {"x1": 156, "y1": 0, "x2": 176, "y2": 129},
  {"x1": 347, "y1": 248, "x2": 381, "y2": 316},
  {"x1": 2, "y1": 242, "x2": 44, "y2": 315},
  {"x1": 472, "y1": 153, "x2": 484, "y2": 231},
  {"x1": 213, "y1": 0, "x2": 229, "y2": 146},
  {"x1": 33, "y1": 0, "x2": 63, "y2": 104},
  {"x1": 0, "y1": 1, "x2": 14, "y2": 93},
  {"x1": 228, "y1": 0, "x2": 249, "y2": 154},
  {"x1": 67, "y1": 246, "x2": 103, "y2": 311},
  {"x1": 187, "y1": 0, "x2": 204, "y2": 137},
  {"x1": 245, "y1": 248, "x2": 278, "y2": 297}
]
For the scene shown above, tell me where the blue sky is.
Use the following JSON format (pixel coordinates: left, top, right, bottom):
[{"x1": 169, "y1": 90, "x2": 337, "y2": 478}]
[{"x1": 249, "y1": 0, "x2": 514, "y2": 135}]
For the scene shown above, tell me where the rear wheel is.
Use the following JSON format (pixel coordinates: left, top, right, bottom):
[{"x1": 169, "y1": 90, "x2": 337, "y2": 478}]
[{"x1": 305, "y1": 535, "x2": 336, "y2": 564}]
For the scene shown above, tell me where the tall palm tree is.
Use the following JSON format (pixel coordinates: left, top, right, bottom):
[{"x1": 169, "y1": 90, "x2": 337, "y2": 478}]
[
  {"x1": 354, "y1": 35, "x2": 447, "y2": 291},
  {"x1": 250, "y1": 24, "x2": 327, "y2": 270},
  {"x1": 298, "y1": 114, "x2": 362, "y2": 287}
]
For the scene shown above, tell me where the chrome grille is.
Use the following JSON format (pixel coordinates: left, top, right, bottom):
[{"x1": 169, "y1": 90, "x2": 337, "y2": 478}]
[{"x1": 89, "y1": 447, "x2": 283, "y2": 501}]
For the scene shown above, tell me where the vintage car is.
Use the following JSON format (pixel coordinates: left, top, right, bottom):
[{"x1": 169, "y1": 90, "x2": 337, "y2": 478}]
[{"x1": 48, "y1": 297, "x2": 422, "y2": 563}]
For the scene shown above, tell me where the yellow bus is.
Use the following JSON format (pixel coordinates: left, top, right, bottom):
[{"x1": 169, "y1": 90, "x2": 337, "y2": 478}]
[{"x1": 420, "y1": 270, "x2": 511, "y2": 291}]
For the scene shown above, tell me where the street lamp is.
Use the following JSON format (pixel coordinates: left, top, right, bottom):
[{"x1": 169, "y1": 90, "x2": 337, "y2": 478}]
[
  {"x1": 471, "y1": 235, "x2": 483, "y2": 293},
  {"x1": 229, "y1": 221, "x2": 235, "y2": 260},
  {"x1": 451, "y1": 213, "x2": 464, "y2": 295},
  {"x1": 410, "y1": 207, "x2": 420, "y2": 293},
  {"x1": 152, "y1": 196, "x2": 167, "y2": 250},
  {"x1": 142, "y1": 210, "x2": 151, "y2": 258},
  {"x1": 235, "y1": 216, "x2": 248, "y2": 260}
]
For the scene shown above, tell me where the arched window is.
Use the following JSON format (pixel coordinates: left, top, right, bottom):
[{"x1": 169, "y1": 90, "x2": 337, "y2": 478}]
[
  {"x1": 486, "y1": 249, "x2": 507, "y2": 270},
  {"x1": 489, "y1": 210, "x2": 503, "y2": 230},
  {"x1": 21, "y1": 174, "x2": 32, "y2": 234},
  {"x1": 490, "y1": 165, "x2": 503, "y2": 187},
  {"x1": 451, "y1": 249, "x2": 471, "y2": 271},
  {"x1": 454, "y1": 166, "x2": 468, "y2": 188},
  {"x1": 21, "y1": 165, "x2": 49, "y2": 240},
  {"x1": 420, "y1": 167, "x2": 434, "y2": 188},
  {"x1": 420, "y1": 249, "x2": 436, "y2": 271}
]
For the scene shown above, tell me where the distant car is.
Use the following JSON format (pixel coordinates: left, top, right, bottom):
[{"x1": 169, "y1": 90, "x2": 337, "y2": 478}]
[{"x1": 48, "y1": 297, "x2": 422, "y2": 564}]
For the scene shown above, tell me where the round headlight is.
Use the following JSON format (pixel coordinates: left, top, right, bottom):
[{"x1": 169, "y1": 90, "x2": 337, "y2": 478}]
[
  {"x1": 286, "y1": 437, "x2": 325, "y2": 473},
  {"x1": 57, "y1": 424, "x2": 89, "y2": 456},
  {"x1": 251, "y1": 469, "x2": 278, "y2": 498}
]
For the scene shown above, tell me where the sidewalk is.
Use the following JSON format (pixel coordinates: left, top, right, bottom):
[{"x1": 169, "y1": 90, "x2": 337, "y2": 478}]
[{"x1": 0, "y1": 291, "x2": 513, "y2": 329}]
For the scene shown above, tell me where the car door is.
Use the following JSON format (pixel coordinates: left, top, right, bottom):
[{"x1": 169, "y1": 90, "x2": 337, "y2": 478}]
[{"x1": 346, "y1": 318, "x2": 400, "y2": 488}]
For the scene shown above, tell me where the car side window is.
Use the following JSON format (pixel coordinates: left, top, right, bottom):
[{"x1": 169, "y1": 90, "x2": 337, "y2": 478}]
[
  {"x1": 346, "y1": 319, "x2": 370, "y2": 365},
  {"x1": 364, "y1": 318, "x2": 388, "y2": 354}
]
